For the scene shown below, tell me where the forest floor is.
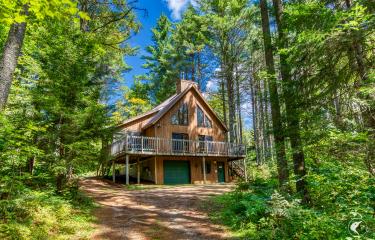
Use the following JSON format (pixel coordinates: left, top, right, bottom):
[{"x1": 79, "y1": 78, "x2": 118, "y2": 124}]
[{"x1": 80, "y1": 178, "x2": 235, "y2": 240}]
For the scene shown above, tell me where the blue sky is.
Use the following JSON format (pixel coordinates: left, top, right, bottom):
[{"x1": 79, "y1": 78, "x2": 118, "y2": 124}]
[
  {"x1": 122, "y1": 0, "x2": 195, "y2": 86},
  {"x1": 120, "y1": 0, "x2": 253, "y2": 130}
]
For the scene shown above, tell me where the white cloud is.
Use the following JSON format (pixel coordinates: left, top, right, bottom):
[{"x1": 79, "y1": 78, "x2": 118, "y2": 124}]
[
  {"x1": 164, "y1": 0, "x2": 195, "y2": 20},
  {"x1": 206, "y1": 80, "x2": 215, "y2": 91}
]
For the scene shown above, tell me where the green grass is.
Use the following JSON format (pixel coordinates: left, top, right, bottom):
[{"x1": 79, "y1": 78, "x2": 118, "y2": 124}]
[{"x1": 0, "y1": 184, "x2": 97, "y2": 240}]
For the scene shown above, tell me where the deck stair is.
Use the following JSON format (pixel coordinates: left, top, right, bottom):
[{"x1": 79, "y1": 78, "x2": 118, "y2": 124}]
[{"x1": 229, "y1": 160, "x2": 246, "y2": 179}]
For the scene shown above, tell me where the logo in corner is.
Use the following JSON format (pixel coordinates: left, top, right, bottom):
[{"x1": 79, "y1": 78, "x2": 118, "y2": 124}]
[{"x1": 348, "y1": 213, "x2": 367, "y2": 237}]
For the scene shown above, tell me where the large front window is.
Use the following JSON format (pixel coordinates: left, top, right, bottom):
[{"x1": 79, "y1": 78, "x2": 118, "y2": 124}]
[{"x1": 171, "y1": 103, "x2": 188, "y2": 125}]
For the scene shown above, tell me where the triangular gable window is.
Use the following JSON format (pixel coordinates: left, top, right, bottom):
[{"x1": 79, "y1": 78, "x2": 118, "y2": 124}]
[
  {"x1": 171, "y1": 103, "x2": 188, "y2": 125},
  {"x1": 197, "y1": 106, "x2": 212, "y2": 128}
]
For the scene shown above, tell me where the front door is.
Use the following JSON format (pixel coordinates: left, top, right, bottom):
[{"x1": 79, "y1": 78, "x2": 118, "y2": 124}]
[{"x1": 217, "y1": 162, "x2": 225, "y2": 183}]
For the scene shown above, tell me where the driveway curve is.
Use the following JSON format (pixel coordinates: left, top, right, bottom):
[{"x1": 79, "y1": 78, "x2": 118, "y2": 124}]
[{"x1": 80, "y1": 178, "x2": 234, "y2": 240}]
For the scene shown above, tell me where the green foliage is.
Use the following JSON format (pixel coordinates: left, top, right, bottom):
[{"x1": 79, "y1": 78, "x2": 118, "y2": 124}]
[
  {"x1": 112, "y1": 79, "x2": 152, "y2": 124},
  {"x1": 0, "y1": 1, "x2": 139, "y2": 238},
  {"x1": 0, "y1": 0, "x2": 88, "y2": 24},
  {"x1": 0, "y1": 179, "x2": 95, "y2": 240},
  {"x1": 209, "y1": 160, "x2": 374, "y2": 239},
  {"x1": 142, "y1": 14, "x2": 177, "y2": 104}
]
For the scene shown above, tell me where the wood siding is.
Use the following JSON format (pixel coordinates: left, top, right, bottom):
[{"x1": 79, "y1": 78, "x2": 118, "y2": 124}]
[{"x1": 153, "y1": 90, "x2": 226, "y2": 142}]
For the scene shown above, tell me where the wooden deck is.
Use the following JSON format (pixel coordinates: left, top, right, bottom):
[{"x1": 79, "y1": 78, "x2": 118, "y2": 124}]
[{"x1": 110, "y1": 135, "x2": 246, "y2": 158}]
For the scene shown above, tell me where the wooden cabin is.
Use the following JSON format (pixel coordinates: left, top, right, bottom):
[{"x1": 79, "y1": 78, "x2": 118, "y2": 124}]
[{"x1": 109, "y1": 79, "x2": 246, "y2": 185}]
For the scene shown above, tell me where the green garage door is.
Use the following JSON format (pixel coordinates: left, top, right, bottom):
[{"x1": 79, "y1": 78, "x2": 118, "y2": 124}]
[{"x1": 163, "y1": 160, "x2": 190, "y2": 184}]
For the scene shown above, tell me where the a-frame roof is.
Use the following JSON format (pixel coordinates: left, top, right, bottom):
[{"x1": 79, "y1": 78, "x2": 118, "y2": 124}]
[{"x1": 117, "y1": 84, "x2": 228, "y2": 131}]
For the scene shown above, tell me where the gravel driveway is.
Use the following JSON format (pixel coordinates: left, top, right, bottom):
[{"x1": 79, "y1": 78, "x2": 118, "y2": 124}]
[{"x1": 80, "y1": 178, "x2": 234, "y2": 240}]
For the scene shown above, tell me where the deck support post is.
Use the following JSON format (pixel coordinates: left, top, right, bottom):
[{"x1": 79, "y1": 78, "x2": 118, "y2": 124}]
[
  {"x1": 137, "y1": 158, "x2": 140, "y2": 184},
  {"x1": 203, "y1": 156, "x2": 206, "y2": 184},
  {"x1": 112, "y1": 160, "x2": 115, "y2": 183},
  {"x1": 125, "y1": 155, "x2": 129, "y2": 185},
  {"x1": 154, "y1": 157, "x2": 158, "y2": 184},
  {"x1": 243, "y1": 158, "x2": 248, "y2": 182}
]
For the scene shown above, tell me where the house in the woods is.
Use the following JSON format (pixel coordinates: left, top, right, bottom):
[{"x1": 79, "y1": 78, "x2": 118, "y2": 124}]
[{"x1": 109, "y1": 79, "x2": 246, "y2": 184}]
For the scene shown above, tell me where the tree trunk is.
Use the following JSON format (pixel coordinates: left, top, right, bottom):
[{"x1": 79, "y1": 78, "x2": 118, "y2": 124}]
[
  {"x1": 0, "y1": 19, "x2": 27, "y2": 110},
  {"x1": 197, "y1": 52, "x2": 201, "y2": 90},
  {"x1": 263, "y1": 78, "x2": 273, "y2": 162},
  {"x1": 26, "y1": 156, "x2": 35, "y2": 175},
  {"x1": 56, "y1": 173, "x2": 65, "y2": 194},
  {"x1": 226, "y1": 67, "x2": 236, "y2": 143},
  {"x1": 272, "y1": 0, "x2": 310, "y2": 203},
  {"x1": 250, "y1": 68, "x2": 261, "y2": 164},
  {"x1": 191, "y1": 54, "x2": 195, "y2": 82},
  {"x1": 235, "y1": 67, "x2": 243, "y2": 144},
  {"x1": 259, "y1": 0, "x2": 289, "y2": 188},
  {"x1": 79, "y1": 0, "x2": 89, "y2": 31},
  {"x1": 257, "y1": 76, "x2": 267, "y2": 164},
  {"x1": 220, "y1": 78, "x2": 228, "y2": 140}
]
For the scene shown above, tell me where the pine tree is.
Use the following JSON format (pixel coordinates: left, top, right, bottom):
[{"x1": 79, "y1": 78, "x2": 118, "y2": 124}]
[{"x1": 142, "y1": 15, "x2": 177, "y2": 103}]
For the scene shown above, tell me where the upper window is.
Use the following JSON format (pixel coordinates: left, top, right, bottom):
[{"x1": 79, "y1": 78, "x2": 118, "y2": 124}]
[
  {"x1": 171, "y1": 103, "x2": 188, "y2": 125},
  {"x1": 197, "y1": 106, "x2": 204, "y2": 127},
  {"x1": 197, "y1": 106, "x2": 212, "y2": 128},
  {"x1": 205, "y1": 117, "x2": 212, "y2": 128}
]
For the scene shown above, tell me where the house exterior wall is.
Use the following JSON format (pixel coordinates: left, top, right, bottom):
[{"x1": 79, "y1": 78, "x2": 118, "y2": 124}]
[
  {"x1": 153, "y1": 90, "x2": 226, "y2": 142},
  {"x1": 154, "y1": 156, "x2": 229, "y2": 184}
]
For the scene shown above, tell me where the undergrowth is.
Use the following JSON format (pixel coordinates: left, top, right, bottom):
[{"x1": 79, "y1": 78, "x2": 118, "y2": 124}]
[
  {"x1": 0, "y1": 176, "x2": 96, "y2": 240},
  {"x1": 208, "y1": 162, "x2": 374, "y2": 240}
]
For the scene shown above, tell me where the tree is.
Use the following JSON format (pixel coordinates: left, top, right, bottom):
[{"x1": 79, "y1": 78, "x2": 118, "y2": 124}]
[
  {"x1": 200, "y1": 0, "x2": 251, "y2": 143},
  {"x1": 112, "y1": 79, "x2": 152, "y2": 124},
  {"x1": 0, "y1": 0, "x2": 87, "y2": 110},
  {"x1": 271, "y1": 0, "x2": 310, "y2": 203},
  {"x1": 0, "y1": 0, "x2": 139, "y2": 192},
  {"x1": 259, "y1": 0, "x2": 289, "y2": 188},
  {"x1": 142, "y1": 15, "x2": 177, "y2": 104},
  {"x1": 173, "y1": 5, "x2": 208, "y2": 88}
]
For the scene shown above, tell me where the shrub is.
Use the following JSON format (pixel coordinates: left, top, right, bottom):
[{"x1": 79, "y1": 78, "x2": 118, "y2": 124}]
[
  {"x1": 208, "y1": 163, "x2": 375, "y2": 240},
  {"x1": 0, "y1": 181, "x2": 96, "y2": 240}
]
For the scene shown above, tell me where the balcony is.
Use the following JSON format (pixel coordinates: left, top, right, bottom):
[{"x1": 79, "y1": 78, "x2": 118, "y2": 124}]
[{"x1": 110, "y1": 135, "x2": 246, "y2": 158}]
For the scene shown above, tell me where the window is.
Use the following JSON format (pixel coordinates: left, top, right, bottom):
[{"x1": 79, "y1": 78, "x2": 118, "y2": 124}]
[
  {"x1": 197, "y1": 106, "x2": 212, "y2": 128},
  {"x1": 201, "y1": 160, "x2": 211, "y2": 174},
  {"x1": 198, "y1": 135, "x2": 213, "y2": 153},
  {"x1": 206, "y1": 117, "x2": 212, "y2": 128},
  {"x1": 197, "y1": 106, "x2": 204, "y2": 127},
  {"x1": 172, "y1": 133, "x2": 189, "y2": 152},
  {"x1": 171, "y1": 103, "x2": 188, "y2": 125}
]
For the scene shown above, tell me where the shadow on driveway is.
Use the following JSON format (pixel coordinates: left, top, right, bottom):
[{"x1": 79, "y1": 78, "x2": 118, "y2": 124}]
[{"x1": 80, "y1": 177, "x2": 235, "y2": 240}]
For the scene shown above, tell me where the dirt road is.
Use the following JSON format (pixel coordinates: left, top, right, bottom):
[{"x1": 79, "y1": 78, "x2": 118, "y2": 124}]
[{"x1": 80, "y1": 178, "x2": 234, "y2": 240}]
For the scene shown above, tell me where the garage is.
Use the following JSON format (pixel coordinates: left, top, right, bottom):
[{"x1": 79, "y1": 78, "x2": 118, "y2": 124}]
[{"x1": 163, "y1": 160, "x2": 190, "y2": 184}]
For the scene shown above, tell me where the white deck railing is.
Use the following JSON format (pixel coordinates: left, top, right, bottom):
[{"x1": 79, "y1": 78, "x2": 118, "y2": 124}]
[{"x1": 110, "y1": 135, "x2": 246, "y2": 157}]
